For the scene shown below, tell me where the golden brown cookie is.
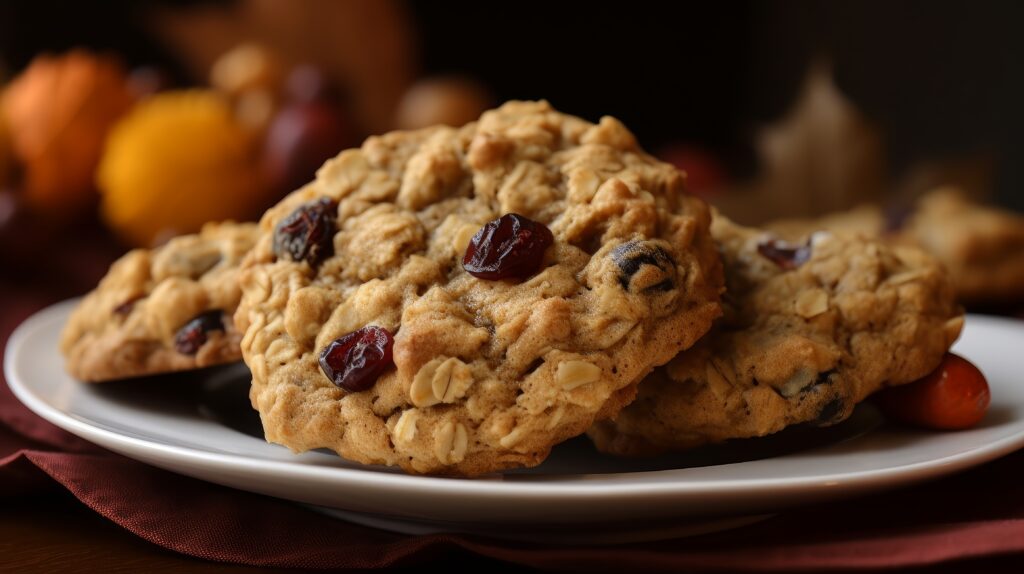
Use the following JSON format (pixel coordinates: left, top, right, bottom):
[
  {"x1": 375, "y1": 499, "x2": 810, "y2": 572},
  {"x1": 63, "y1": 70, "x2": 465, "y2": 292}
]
[
  {"x1": 900, "y1": 189, "x2": 1024, "y2": 304},
  {"x1": 589, "y1": 215, "x2": 963, "y2": 456},
  {"x1": 767, "y1": 188, "x2": 1024, "y2": 305},
  {"x1": 60, "y1": 222, "x2": 258, "y2": 382},
  {"x1": 236, "y1": 101, "x2": 723, "y2": 476}
]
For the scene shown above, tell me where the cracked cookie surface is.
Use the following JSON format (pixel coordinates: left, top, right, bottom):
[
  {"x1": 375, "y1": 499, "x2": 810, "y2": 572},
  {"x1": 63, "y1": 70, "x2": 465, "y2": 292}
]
[
  {"x1": 589, "y1": 215, "x2": 963, "y2": 456},
  {"x1": 61, "y1": 222, "x2": 258, "y2": 382},
  {"x1": 235, "y1": 101, "x2": 723, "y2": 475}
]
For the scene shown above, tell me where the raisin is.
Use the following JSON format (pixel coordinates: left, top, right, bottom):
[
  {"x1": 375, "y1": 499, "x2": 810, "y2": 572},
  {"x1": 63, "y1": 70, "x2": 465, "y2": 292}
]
[
  {"x1": 611, "y1": 240, "x2": 676, "y2": 292},
  {"x1": 273, "y1": 197, "x2": 338, "y2": 266},
  {"x1": 318, "y1": 326, "x2": 394, "y2": 392},
  {"x1": 174, "y1": 310, "x2": 225, "y2": 355},
  {"x1": 462, "y1": 213, "x2": 553, "y2": 280},
  {"x1": 814, "y1": 397, "x2": 845, "y2": 425}
]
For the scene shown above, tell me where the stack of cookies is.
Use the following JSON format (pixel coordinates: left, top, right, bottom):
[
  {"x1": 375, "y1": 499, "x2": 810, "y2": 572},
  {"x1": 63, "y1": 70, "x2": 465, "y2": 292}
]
[{"x1": 61, "y1": 101, "x2": 973, "y2": 476}]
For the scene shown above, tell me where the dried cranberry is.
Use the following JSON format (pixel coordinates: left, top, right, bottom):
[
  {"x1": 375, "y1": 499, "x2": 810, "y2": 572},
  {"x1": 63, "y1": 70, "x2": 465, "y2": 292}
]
[
  {"x1": 462, "y1": 213, "x2": 554, "y2": 280},
  {"x1": 318, "y1": 326, "x2": 394, "y2": 392},
  {"x1": 757, "y1": 238, "x2": 812, "y2": 270},
  {"x1": 273, "y1": 198, "x2": 338, "y2": 266},
  {"x1": 174, "y1": 310, "x2": 225, "y2": 355}
]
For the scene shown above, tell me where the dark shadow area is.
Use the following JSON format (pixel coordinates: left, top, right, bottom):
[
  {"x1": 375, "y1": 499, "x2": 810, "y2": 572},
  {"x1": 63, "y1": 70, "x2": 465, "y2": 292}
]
[
  {"x1": 188, "y1": 367, "x2": 883, "y2": 476},
  {"x1": 84, "y1": 362, "x2": 250, "y2": 420}
]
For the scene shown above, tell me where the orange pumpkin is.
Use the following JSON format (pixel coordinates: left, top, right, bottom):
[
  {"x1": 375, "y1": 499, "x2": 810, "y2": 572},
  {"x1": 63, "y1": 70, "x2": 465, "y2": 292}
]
[{"x1": 1, "y1": 51, "x2": 134, "y2": 217}]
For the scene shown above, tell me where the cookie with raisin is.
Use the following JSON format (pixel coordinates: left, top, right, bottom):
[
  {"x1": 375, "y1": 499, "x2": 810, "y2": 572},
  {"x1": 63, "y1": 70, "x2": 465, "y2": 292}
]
[
  {"x1": 589, "y1": 215, "x2": 964, "y2": 455},
  {"x1": 767, "y1": 188, "x2": 1024, "y2": 305},
  {"x1": 60, "y1": 222, "x2": 257, "y2": 381},
  {"x1": 236, "y1": 101, "x2": 723, "y2": 475}
]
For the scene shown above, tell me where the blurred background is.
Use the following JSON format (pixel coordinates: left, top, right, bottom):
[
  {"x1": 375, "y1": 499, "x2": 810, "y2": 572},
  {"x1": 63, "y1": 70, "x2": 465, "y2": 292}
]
[{"x1": 0, "y1": 0, "x2": 1022, "y2": 303}]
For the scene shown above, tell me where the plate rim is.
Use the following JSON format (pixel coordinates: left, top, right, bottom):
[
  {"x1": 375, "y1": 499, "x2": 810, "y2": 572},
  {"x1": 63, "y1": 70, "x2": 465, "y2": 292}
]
[{"x1": 7, "y1": 299, "x2": 1024, "y2": 501}]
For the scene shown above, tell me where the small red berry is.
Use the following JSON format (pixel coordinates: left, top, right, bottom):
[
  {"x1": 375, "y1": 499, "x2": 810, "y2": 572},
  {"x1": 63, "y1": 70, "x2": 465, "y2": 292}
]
[
  {"x1": 318, "y1": 326, "x2": 395, "y2": 392},
  {"x1": 874, "y1": 353, "x2": 991, "y2": 430},
  {"x1": 463, "y1": 213, "x2": 553, "y2": 280}
]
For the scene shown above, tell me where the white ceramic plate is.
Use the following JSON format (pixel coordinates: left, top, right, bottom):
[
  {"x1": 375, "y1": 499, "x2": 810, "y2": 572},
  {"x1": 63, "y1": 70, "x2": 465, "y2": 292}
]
[{"x1": 7, "y1": 300, "x2": 1024, "y2": 543}]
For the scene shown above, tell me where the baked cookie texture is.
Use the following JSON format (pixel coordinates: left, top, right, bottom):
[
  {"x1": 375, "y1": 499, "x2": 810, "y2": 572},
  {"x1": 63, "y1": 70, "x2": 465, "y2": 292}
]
[
  {"x1": 589, "y1": 215, "x2": 963, "y2": 456},
  {"x1": 767, "y1": 188, "x2": 1024, "y2": 304},
  {"x1": 60, "y1": 222, "x2": 258, "y2": 382},
  {"x1": 236, "y1": 100, "x2": 723, "y2": 476},
  {"x1": 902, "y1": 189, "x2": 1024, "y2": 304}
]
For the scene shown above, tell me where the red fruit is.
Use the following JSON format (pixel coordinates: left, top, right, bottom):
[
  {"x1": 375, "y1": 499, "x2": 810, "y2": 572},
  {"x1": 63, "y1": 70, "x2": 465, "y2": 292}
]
[
  {"x1": 262, "y1": 66, "x2": 350, "y2": 196},
  {"x1": 874, "y1": 353, "x2": 991, "y2": 430},
  {"x1": 318, "y1": 326, "x2": 394, "y2": 392},
  {"x1": 463, "y1": 213, "x2": 553, "y2": 280},
  {"x1": 657, "y1": 144, "x2": 727, "y2": 198},
  {"x1": 285, "y1": 65, "x2": 332, "y2": 105},
  {"x1": 263, "y1": 100, "x2": 350, "y2": 196}
]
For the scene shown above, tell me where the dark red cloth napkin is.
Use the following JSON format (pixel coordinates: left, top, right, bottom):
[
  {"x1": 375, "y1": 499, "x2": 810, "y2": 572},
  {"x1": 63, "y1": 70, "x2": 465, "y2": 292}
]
[{"x1": 5, "y1": 294, "x2": 1024, "y2": 571}]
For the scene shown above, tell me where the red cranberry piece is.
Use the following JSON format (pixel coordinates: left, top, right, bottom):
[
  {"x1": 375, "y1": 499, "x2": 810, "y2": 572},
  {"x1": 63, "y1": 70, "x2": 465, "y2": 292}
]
[
  {"x1": 273, "y1": 198, "x2": 338, "y2": 266},
  {"x1": 462, "y1": 213, "x2": 553, "y2": 280},
  {"x1": 318, "y1": 326, "x2": 394, "y2": 392},
  {"x1": 174, "y1": 311, "x2": 225, "y2": 355},
  {"x1": 757, "y1": 238, "x2": 812, "y2": 270}
]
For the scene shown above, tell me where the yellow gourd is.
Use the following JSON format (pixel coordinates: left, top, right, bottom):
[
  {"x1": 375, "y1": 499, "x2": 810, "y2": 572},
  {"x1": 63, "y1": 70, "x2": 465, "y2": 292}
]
[{"x1": 98, "y1": 91, "x2": 264, "y2": 246}]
